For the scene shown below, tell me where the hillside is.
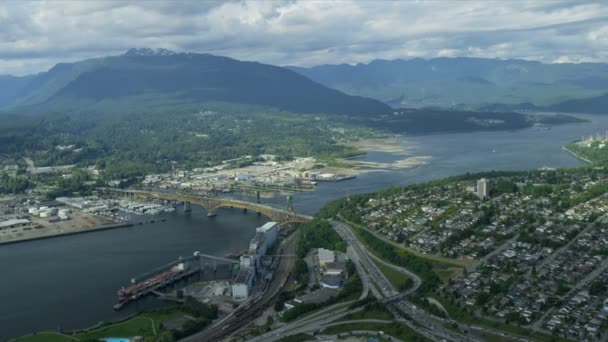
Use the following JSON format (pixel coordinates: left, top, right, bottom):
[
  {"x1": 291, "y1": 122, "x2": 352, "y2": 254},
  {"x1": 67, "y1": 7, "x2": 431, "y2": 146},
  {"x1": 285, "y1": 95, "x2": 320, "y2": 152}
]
[
  {"x1": 1, "y1": 48, "x2": 391, "y2": 116},
  {"x1": 289, "y1": 58, "x2": 608, "y2": 109},
  {"x1": 480, "y1": 93, "x2": 608, "y2": 114},
  {"x1": 548, "y1": 94, "x2": 608, "y2": 114}
]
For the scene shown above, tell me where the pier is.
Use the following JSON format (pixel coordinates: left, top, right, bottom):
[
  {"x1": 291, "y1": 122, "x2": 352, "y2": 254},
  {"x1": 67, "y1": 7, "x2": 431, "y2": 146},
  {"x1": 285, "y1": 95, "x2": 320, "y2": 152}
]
[{"x1": 113, "y1": 252, "x2": 239, "y2": 310}]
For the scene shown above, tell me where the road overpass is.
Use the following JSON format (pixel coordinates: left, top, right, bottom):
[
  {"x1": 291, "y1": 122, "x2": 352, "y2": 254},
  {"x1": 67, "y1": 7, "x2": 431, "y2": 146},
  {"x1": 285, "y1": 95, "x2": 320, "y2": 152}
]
[{"x1": 98, "y1": 188, "x2": 313, "y2": 226}]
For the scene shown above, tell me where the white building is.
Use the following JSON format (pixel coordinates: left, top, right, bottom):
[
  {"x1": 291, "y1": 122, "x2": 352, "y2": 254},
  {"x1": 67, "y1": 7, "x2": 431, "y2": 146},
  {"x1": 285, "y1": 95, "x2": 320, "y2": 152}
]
[
  {"x1": 477, "y1": 178, "x2": 489, "y2": 199},
  {"x1": 317, "y1": 248, "x2": 335, "y2": 267},
  {"x1": 232, "y1": 267, "x2": 254, "y2": 300},
  {"x1": 256, "y1": 222, "x2": 278, "y2": 249},
  {"x1": 249, "y1": 232, "x2": 267, "y2": 256},
  {"x1": 240, "y1": 255, "x2": 254, "y2": 268}
]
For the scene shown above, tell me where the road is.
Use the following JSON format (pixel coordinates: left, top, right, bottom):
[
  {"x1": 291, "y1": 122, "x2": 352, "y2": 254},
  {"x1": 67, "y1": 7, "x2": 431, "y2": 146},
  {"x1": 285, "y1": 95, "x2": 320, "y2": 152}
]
[
  {"x1": 254, "y1": 220, "x2": 472, "y2": 341},
  {"x1": 327, "y1": 220, "x2": 476, "y2": 341},
  {"x1": 232, "y1": 219, "x2": 538, "y2": 342},
  {"x1": 532, "y1": 256, "x2": 608, "y2": 330},
  {"x1": 331, "y1": 220, "x2": 536, "y2": 342}
]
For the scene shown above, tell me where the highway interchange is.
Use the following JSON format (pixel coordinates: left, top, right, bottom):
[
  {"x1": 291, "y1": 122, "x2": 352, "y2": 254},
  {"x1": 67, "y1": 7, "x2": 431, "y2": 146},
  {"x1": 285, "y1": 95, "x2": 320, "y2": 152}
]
[{"x1": 251, "y1": 220, "x2": 538, "y2": 342}]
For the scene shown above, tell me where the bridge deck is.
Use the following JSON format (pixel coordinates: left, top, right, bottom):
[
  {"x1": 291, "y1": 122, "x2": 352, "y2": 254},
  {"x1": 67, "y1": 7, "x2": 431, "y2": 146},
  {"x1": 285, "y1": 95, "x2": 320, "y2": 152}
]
[{"x1": 99, "y1": 188, "x2": 312, "y2": 225}]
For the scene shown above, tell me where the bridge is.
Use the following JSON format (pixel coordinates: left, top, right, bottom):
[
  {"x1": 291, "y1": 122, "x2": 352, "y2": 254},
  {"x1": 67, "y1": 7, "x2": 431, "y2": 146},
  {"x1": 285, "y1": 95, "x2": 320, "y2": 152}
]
[{"x1": 99, "y1": 188, "x2": 313, "y2": 226}]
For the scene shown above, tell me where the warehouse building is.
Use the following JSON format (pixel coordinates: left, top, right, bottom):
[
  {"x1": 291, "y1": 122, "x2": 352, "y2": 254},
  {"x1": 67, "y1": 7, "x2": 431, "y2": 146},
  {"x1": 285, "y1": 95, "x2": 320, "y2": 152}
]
[{"x1": 0, "y1": 218, "x2": 31, "y2": 230}]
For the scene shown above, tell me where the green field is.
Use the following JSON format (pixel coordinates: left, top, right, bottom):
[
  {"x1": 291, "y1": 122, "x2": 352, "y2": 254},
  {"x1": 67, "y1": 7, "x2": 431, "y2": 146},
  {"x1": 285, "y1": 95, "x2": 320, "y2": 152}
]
[
  {"x1": 15, "y1": 309, "x2": 191, "y2": 342},
  {"x1": 13, "y1": 332, "x2": 76, "y2": 342},
  {"x1": 371, "y1": 258, "x2": 413, "y2": 290},
  {"x1": 339, "y1": 301, "x2": 394, "y2": 321}
]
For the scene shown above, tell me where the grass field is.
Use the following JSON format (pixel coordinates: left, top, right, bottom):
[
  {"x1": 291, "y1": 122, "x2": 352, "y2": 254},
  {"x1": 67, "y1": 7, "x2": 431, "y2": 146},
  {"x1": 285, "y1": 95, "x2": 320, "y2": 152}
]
[
  {"x1": 13, "y1": 332, "x2": 76, "y2": 342},
  {"x1": 15, "y1": 309, "x2": 189, "y2": 342},
  {"x1": 339, "y1": 217, "x2": 472, "y2": 268},
  {"x1": 339, "y1": 303, "x2": 393, "y2": 321},
  {"x1": 77, "y1": 317, "x2": 156, "y2": 341},
  {"x1": 371, "y1": 258, "x2": 413, "y2": 290}
]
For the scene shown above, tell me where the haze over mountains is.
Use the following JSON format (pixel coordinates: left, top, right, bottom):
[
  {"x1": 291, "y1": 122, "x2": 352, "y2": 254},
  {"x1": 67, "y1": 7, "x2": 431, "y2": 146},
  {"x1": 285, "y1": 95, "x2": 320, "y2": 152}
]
[
  {"x1": 290, "y1": 58, "x2": 608, "y2": 111},
  {"x1": 1, "y1": 49, "x2": 606, "y2": 116},
  {"x1": 0, "y1": 48, "x2": 390, "y2": 116}
]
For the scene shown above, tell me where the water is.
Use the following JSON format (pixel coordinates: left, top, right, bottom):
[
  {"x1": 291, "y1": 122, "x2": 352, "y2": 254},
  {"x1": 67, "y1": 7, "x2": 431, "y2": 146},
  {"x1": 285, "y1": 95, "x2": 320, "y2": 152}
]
[
  {"x1": 286, "y1": 113, "x2": 608, "y2": 214},
  {"x1": 0, "y1": 206, "x2": 266, "y2": 341},
  {"x1": 1, "y1": 112, "x2": 607, "y2": 340}
]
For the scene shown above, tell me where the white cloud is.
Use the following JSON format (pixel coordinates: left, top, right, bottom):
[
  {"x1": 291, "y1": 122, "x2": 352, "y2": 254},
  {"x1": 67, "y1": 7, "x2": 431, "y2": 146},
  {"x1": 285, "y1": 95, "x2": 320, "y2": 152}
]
[{"x1": 0, "y1": 0, "x2": 606, "y2": 75}]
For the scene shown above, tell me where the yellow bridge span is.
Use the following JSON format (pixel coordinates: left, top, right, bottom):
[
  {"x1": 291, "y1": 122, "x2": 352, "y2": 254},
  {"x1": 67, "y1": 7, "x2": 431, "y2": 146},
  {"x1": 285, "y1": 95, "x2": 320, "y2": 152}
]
[{"x1": 99, "y1": 188, "x2": 313, "y2": 226}]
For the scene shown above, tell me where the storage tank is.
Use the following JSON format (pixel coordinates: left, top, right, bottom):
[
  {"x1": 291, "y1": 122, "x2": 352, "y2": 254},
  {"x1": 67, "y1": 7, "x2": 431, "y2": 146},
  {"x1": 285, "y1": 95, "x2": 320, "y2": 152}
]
[
  {"x1": 30, "y1": 208, "x2": 40, "y2": 217},
  {"x1": 39, "y1": 211, "x2": 49, "y2": 218}
]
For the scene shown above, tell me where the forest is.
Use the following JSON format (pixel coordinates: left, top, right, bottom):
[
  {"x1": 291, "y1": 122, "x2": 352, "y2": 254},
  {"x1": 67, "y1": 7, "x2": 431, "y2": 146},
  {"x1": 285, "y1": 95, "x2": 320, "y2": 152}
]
[{"x1": 0, "y1": 104, "x2": 381, "y2": 181}]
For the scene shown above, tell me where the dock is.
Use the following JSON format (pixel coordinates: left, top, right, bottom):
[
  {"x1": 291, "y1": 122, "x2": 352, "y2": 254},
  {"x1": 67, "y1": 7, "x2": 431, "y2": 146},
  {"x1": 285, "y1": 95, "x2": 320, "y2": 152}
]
[{"x1": 113, "y1": 251, "x2": 239, "y2": 310}]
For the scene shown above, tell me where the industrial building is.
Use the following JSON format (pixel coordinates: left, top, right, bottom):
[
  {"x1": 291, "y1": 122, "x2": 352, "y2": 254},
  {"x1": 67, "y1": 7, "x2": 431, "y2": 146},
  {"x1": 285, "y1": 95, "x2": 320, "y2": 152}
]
[
  {"x1": 256, "y1": 222, "x2": 277, "y2": 247},
  {"x1": 314, "y1": 249, "x2": 345, "y2": 289},
  {"x1": 477, "y1": 178, "x2": 489, "y2": 199},
  {"x1": 323, "y1": 261, "x2": 345, "y2": 276},
  {"x1": 240, "y1": 255, "x2": 254, "y2": 268},
  {"x1": 249, "y1": 232, "x2": 267, "y2": 256},
  {"x1": 232, "y1": 267, "x2": 254, "y2": 300},
  {"x1": 317, "y1": 248, "x2": 335, "y2": 267},
  {"x1": 0, "y1": 218, "x2": 31, "y2": 230},
  {"x1": 320, "y1": 274, "x2": 344, "y2": 289},
  {"x1": 232, "y1": 222, "x2": 279, "y2": 300}
]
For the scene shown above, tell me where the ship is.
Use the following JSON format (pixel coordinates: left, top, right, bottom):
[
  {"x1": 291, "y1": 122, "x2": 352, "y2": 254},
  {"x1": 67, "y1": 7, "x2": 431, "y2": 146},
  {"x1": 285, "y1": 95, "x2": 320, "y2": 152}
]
[{"x1": 114, "y1": 263, "x2": 190, "y2": 309}]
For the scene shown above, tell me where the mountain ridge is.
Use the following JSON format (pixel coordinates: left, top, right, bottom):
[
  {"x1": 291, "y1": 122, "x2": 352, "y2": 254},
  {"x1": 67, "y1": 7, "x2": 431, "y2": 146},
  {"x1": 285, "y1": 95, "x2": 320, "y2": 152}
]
[
  {"x1": 0, "y1": 49, "x2": 391, "y2": 116},
  {"x1": 289, "y1": 57, "x2": 608, "y2": 109}
]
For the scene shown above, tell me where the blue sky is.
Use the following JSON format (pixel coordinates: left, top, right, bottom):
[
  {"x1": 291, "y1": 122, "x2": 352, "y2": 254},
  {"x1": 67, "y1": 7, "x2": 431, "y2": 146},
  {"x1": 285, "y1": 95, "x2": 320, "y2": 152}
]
[{"x1": 0, "y1": 0, "x2": 607, "y2": 75}]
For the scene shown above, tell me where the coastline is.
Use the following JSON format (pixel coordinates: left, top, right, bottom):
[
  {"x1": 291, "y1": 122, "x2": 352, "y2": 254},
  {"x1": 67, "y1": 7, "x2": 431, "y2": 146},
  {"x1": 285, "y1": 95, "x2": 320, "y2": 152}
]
[
  {"x1": 0, "y1": 222, "x2": 134, "y2": 246},
  {"x1": 561, "y1": 145, "x2": 592, "y2": 164},
  {"x1": 328, "y1": 136, "x2": 431, "y2": 174}
]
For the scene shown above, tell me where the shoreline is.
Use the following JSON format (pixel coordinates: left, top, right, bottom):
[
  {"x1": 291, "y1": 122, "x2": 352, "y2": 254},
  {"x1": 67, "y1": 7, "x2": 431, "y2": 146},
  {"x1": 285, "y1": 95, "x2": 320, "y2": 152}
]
[
  {"x1": 561, "y1": 145, "x2": 592, "y2": 164},
  {"x1": 0, "y1": 222, "x2": 134, "y2": 246}
]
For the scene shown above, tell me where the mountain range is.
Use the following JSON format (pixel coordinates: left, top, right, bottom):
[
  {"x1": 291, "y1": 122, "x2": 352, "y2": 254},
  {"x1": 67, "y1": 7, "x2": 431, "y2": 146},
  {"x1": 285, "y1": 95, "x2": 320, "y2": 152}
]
[
  {"x1": 0, "y1": 48, "x2": 390, "y2": 116},
  {"x1": 2, "y1": 50, "x2": 606, "y2": 116},
  {"x1": 289, "y1": 58, "x2": 608, "y2": 111}
]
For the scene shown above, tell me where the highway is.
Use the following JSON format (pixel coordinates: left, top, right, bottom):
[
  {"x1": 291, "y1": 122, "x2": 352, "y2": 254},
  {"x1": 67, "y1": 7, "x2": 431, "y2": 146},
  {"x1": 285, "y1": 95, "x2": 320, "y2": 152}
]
[
  {"x1": 333, "y1": 220, "x2": 539, "y2": 342},
  {"x1": 331, "y1": 220, "x2": 476, "y2": 342},
  {"x1": 257, "y1": 220, "x2": 535, "y2": 342}
]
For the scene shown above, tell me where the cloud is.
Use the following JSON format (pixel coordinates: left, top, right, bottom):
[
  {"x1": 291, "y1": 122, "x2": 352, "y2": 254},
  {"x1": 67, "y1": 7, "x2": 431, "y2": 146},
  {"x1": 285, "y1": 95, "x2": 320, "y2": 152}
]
[{"x1": 0, "y1": 0, "x2": 606, "y2": 75}]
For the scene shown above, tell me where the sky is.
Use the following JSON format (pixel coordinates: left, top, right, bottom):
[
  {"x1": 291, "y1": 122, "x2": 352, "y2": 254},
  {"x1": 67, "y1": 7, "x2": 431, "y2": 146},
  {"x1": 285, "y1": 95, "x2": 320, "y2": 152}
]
[{"x1": 0, "y1": 0, "x2": 607, "y2": 76}]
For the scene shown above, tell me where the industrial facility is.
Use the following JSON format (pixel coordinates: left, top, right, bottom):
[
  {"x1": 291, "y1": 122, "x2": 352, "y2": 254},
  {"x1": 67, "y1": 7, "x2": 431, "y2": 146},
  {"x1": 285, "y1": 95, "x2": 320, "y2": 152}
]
[{"x1": 231, "y1": 221, "x2": 278, "y2": 300}]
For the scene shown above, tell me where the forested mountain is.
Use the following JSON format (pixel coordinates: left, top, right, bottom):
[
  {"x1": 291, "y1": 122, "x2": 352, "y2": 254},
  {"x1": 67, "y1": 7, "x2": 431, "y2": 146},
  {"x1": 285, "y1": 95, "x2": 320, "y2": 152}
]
[
  {"x1": 479, "y1": 93, "x2": 608, "y2": 114},
  {"x1": 289, "y1": 58, "x2": 608, "y2": 109},
  {"x1": 1, "y1": 48, "x2": 391, "y2": 116},
  {"x1": 548, "y1": 94, "x2": 608, "y2": 114}
]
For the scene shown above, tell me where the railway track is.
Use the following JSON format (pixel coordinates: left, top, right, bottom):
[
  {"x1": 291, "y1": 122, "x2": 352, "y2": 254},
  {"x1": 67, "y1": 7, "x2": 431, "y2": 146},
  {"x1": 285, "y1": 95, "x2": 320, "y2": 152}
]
[{"x1": 181, "y1": 232, "x2": 298, "y2": 342}]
